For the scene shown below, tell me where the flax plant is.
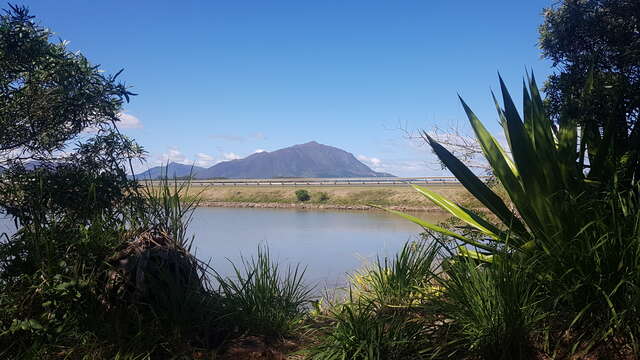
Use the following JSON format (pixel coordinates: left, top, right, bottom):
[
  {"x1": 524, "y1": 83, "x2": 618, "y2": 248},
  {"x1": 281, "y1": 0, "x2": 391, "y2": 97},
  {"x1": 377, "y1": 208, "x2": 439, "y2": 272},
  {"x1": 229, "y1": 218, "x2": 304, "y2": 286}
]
[
  {"x1": 384, "y1": 73, "x2": 635, "y2": 262},
  {"x1": 385, "y1": 73, "x2": 640, "y2": 354}
]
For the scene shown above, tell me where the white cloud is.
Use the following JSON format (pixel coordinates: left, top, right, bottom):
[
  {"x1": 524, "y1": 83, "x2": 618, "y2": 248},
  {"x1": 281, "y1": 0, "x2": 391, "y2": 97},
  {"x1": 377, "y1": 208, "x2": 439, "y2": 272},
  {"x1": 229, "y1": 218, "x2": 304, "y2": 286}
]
[
  {"x1": 195, "y1": 152, "x2": 216, "y2": 167},
  {"x1": 145, "y1": 147, "x2": 246, "y2": 171},
  {"x1": 382, "y1": 160, "x2": 437, "y2": 177},
  {"x1": 357, "y1": 154, "x2": 382, "y2": 168},
  {"x1": 356, "y1": 153, "x2": 442, "y2": 177},
  {"x1": 223, "y1": 152, "x2": 241, "y2": 161},
  {"x1": 117, "y1": 112, "x2": 143, "y2": 129},
  {"x1": 254, "y1": 149, "x2": 266, "y2": 153},
  {"x1": 160, "y1": 147, "x2": 188, "y2": 164}
]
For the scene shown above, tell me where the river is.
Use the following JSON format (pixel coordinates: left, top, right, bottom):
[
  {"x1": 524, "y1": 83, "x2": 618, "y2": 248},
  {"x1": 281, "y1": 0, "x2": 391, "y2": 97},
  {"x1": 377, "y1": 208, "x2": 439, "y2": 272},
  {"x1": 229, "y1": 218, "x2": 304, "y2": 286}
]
[{"x1": 0, "y1": 207, "x2": 446, "y2": 288}]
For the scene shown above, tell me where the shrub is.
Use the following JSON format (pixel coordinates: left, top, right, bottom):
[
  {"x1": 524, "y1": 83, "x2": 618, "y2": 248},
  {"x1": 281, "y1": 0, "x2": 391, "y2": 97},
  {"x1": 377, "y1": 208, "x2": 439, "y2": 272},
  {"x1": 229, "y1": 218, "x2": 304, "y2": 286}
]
[
  {"x1": 295, "y1": 189, "x2": 311, "y2": 202},
  {"x1": 317, "y1": 192, "x2": 330, "y2": 202},
  {"x1": 531, "y1": 188, "x2": 640, "y2": 351},
  {"x1": 351, "y1": 240, "x2": 439, "y2": 307},
  {"x1": 0, "y1": 176, "x2": 224, "y2": 358}
]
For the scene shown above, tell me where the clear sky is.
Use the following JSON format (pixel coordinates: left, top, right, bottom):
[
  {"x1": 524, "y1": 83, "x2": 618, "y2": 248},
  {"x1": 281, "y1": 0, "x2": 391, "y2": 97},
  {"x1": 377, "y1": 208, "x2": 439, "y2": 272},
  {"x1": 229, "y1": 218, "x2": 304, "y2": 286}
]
[{"x1": 24, "y1": 0, "x2": 555, "y2": 176}]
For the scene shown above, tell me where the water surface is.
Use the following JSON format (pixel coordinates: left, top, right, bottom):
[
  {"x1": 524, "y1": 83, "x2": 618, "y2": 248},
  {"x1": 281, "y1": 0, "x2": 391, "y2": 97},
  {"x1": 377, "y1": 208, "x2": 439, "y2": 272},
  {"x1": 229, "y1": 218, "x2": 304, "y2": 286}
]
[
  {"x1": 186, "y1": 207, "x2": 445, "y2": 287},
  {"x1": 1, "y1": 207, "x2": 447, "y2": 288}
]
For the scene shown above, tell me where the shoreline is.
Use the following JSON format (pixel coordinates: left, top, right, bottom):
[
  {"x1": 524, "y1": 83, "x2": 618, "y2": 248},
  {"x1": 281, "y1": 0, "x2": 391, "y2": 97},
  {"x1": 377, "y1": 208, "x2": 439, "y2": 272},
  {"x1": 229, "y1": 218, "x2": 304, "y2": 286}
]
[{"x1": 199, "y1": 201, "x2": 445, "y2": 212}]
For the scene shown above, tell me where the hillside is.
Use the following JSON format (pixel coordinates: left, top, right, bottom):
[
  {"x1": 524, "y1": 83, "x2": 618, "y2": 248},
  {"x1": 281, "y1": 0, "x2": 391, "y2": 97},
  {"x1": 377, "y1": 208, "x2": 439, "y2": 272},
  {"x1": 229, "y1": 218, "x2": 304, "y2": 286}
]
[{"x1": 136, "y1": 141, "x2": 393, "y2": 179}]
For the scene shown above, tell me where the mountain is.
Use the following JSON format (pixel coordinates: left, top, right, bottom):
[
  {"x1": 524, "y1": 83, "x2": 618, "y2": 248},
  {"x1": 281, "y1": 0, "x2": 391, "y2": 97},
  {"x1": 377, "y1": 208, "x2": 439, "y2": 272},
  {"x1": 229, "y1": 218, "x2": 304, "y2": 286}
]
[
  {"x1": 135, "y1": 141, "x2": 394, "y2": 179},
  {"x1": 135, "y1": 162, "x2": 207, "y2": 179}
]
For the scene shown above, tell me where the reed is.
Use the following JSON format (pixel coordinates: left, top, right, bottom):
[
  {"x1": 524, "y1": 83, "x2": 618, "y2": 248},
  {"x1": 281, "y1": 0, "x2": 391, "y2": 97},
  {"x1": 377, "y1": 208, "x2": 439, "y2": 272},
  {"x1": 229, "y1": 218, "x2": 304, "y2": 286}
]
[{"x1": 214, "y1": 246, "x2": 312, "y2": 338}]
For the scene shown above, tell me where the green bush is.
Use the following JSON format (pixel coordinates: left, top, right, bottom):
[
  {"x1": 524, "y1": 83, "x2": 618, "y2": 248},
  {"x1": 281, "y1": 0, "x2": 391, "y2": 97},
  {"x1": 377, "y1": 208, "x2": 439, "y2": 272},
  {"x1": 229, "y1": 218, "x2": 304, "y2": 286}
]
[
  {"x1": 0, "y1": 174, "x2": 226, "y2": 358},
  {"x1": 317, "y1": 191, "x2": 330, "y2": 202},
  {"x1": 352, "y1": 240, "x2": 439, "y2": 307},
  {"x1": 295, "y1": 189, "x2": 311, "y2": 202},
  {"x1": 531, "y1": 189, "x2": 640, "y2": 350}
]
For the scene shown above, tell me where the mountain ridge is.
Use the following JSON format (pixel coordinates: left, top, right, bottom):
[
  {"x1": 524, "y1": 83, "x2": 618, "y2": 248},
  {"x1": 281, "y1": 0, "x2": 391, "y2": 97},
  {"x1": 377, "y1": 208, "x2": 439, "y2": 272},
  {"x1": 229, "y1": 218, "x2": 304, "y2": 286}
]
[{"x1": 135, "y1": 141, "x2": 394, "y2": 179}]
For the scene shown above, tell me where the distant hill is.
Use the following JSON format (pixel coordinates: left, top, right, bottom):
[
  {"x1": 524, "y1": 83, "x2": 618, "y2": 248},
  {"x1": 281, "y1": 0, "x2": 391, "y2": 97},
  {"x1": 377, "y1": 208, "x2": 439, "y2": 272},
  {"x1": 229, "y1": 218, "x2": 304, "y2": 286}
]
[
  {"x1": 135, "y1": 163, "x2": 206, "y2": 179},
  {"x1": 135, "y1": 141, "x2": 394, "y2": 179}
]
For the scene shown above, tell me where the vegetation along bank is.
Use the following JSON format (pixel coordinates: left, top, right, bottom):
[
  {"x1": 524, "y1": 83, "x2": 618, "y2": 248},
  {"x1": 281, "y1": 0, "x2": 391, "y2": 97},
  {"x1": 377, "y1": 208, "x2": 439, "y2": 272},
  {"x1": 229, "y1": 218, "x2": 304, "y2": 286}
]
[
  {"x1": 169, "y1": 184, "x2": 475, "y2": 211},
  {"x1": 2, "y1": 1, "x2": 640, "y2": 359}
]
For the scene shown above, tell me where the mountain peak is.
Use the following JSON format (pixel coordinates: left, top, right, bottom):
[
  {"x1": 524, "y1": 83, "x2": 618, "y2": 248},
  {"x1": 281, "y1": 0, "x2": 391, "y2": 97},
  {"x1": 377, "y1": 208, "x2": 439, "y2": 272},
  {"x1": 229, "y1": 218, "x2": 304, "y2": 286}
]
[{"x1": 136, "y1": 142, "x2": 394, "y2": 179}]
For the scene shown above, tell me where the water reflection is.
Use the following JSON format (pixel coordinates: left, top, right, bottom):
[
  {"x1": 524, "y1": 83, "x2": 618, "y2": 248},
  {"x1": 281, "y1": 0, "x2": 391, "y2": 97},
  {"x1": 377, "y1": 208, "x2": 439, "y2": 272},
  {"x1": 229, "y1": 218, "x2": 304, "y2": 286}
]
[
  {"x1": 187, "y1": 207, "x2": 445, "y2": 288},
  {"x1": 0, "y1": 207, "x2": 448, "y2": 288}
]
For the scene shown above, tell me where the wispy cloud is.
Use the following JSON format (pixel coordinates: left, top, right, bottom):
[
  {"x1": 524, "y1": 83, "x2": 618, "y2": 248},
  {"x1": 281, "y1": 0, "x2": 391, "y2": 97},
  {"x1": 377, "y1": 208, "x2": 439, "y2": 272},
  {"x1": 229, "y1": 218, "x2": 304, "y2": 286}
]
[
  {"x1": 160, "y1": 147, "x2": 188, "y2": 164},
  {"x1": 252, "y1": 132, "x2": 266, "y2": 140},
  {"x1": 358, "y1": 153, "x2": 439, "y2": 176},
  {"x1": 117, "y1": 112, "x2": 143, "y2": 129},
  {"x1": 223, "y1": 152, "x2": 241, "y2": 161},
  {"x1": 141, "y1": 146, "x2": 248, "y2": 173},
  {"x1": 195, "y1": 152, "x2": 216, "y2": 167},
  {"x1": 133, "y1": 147, "x2": 191, "y2": 175},
  {"x1": 357, "y1": 154, "x2": 383, "y2": 169}
]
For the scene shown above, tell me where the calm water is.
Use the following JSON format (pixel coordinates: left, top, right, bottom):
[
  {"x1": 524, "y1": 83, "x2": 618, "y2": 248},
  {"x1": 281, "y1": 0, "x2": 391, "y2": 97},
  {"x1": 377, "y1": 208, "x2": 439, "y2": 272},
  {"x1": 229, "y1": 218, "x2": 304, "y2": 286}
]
[{"x1": 0, "y1": 207, "x2": 446, "y2": 288}]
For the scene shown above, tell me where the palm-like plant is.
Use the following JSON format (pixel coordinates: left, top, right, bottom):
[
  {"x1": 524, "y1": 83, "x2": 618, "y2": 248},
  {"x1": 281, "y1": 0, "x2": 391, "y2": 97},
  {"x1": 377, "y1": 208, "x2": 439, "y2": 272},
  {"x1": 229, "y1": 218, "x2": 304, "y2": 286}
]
[{"x1": 386, "y1": 73, "x2": 621, "y2": 261}]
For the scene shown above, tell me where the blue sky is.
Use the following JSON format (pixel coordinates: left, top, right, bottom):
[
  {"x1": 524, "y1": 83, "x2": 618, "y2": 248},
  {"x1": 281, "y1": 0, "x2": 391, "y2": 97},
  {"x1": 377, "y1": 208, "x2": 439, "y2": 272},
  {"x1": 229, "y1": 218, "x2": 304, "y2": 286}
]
[{"x1": 25, "y1": 0, "x2": 554, "y2": 176}]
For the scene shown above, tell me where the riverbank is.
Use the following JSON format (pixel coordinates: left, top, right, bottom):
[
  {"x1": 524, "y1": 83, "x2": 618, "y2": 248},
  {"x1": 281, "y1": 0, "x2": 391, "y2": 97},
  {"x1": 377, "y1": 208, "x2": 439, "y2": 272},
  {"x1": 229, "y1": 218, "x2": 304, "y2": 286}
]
[
  {"x1": 176, "y1": 184, "x2": 474, "y2": 211},
  {"x1": 199, "y1": 201, "x2": 446, "y2": 212}
]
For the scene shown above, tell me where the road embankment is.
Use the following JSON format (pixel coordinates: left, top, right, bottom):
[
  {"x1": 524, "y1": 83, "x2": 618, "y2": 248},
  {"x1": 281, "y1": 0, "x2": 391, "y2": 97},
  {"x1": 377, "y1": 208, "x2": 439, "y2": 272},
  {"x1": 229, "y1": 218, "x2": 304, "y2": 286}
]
[
  {"x1": 199, "y1": 201, "x2": 446, "y2": 212},
  {"x1": 169, "y1": 184, "x2": 476, "y2": 211}
]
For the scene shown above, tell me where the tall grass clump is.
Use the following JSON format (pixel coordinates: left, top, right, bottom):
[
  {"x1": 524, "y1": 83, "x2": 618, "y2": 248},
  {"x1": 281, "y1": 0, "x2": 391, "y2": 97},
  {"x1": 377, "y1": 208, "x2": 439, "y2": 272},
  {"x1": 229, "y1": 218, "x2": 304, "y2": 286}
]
[
  {"x1": 426, "y1": 247, "x2": 542, "y2": 359},
  {"x1": 311, "y1": 297, "x2": 426, "y2": 360},
  {"x1": 311, "y1": 240, "x2": 440, "y2": 359},
  {"x1": 532, "y1": 187, "x2": 640, "y2": 355},
  {"x1": 352, "y1": 240, "x2": 439, "y2": 308},
  {"x1": 214, "y1": 246, "x2": 312, "y2": 338}
]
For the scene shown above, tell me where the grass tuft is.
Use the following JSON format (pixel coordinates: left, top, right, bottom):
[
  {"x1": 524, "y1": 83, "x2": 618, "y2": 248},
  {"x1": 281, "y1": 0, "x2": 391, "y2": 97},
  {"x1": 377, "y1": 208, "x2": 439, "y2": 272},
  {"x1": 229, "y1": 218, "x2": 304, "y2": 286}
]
[{"x1": 214, "y1": 246, "x2": 312, "y2": 338}]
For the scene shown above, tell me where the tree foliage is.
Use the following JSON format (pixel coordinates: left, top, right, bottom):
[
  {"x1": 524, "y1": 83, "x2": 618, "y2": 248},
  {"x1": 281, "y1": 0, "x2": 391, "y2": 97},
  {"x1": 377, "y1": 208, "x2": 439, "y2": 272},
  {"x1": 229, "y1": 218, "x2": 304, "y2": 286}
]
[
  {"x1": 539, "y1": 0, "x2": 640, "y2": 183},
  {"x1": 0, "y1": 4, "x2": 144, "y2": 221},
  {"x1": 0, "y1": 4, "x2": 136, "y2": 159}
]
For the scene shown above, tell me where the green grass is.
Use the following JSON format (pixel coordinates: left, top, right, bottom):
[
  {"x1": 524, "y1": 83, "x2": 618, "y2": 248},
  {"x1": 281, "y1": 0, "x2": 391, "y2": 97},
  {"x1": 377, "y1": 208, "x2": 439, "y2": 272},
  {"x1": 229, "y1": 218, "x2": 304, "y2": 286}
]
[
  {"x1": 351, "y1": 240, "x2": 440, "y2": 307},
  {"x1": 311, "y1": 298, "x2": 426, "y2": 360},
  {"x1": 311, "y1": 240, "x2": 440, "y2": 359},
  {"x1": 427, "y1": 250, "x2": 542, "y2": 359},
  {"x1": 214, "y1": 246, "x2": 313, "y2": 338}
]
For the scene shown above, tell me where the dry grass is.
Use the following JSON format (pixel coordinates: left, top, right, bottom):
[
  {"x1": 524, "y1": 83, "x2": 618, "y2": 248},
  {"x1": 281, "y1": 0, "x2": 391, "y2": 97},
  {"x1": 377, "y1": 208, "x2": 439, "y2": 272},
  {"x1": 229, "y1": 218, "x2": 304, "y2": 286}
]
[{"x1": 166, "y1": 185, "x2": 473, "y2": 209}]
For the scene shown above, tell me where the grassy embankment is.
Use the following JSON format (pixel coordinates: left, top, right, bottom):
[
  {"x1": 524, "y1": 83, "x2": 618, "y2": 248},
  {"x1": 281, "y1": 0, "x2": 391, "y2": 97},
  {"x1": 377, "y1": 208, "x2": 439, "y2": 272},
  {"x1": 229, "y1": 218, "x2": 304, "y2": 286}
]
[{"x1": 162, "y1": 184, "x2": 474, "y2": 211}]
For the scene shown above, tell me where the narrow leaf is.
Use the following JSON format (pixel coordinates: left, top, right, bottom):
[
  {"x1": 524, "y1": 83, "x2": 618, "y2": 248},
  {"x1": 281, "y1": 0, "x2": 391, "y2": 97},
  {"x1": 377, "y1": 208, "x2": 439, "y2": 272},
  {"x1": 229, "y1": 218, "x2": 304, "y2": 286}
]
[
  {"x1": 370, "y1": 205, "x2": 498, "y2": 253},
  {"x1": 411, "y1": 184, "x2": 505, "y2": 240},
  {"x1": 423, "y1": 132, "x2": 529, "y2": 240}
]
